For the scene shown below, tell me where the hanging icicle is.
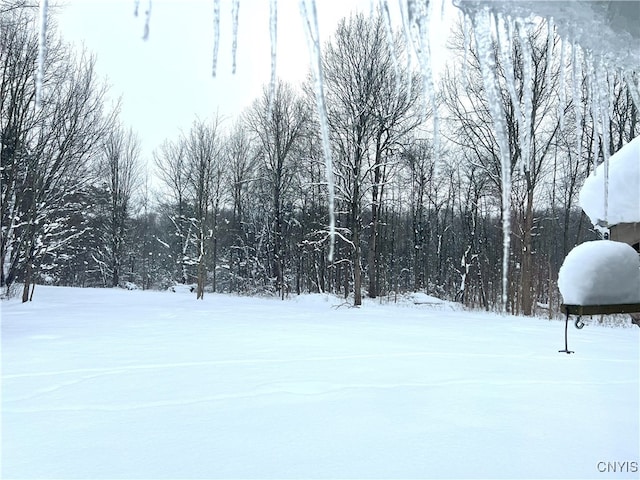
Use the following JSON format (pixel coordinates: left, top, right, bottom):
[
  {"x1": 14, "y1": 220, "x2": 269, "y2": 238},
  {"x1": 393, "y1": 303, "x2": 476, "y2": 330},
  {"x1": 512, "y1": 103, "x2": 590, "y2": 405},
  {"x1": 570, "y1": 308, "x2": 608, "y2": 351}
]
[
  {"x1": 557, "y1": 38, "x2": 566, "y2": 130},
  {"x1": 496, "y1": 15, "x2": 526, "y2": 175},
  {"x1": 35, "y1": 0, "x2": 49, "y2": 111},
  {"x1": 212, "y1": 0, "x2": 220, "y2": 76},
  {"x1": 406, "y1": 0, "x2": 440, "y2": 166},
  {"x1": 596, "y1": 61, "x2": 612, "y2": 227},
  {"x1": 142, "y1": 0, "x2": 152, "y2": 40},
  {"x1": 471, "y1": 8, "x2": 512, "y2": 313},
  {"x1": 231, "y1": 0, "x2": 240, "y2": 74},
  {"x1": 268, "y1": 0, "x2": 278, "y2": 111},
  {"x1": 461, "y1": 11, "x2": 471, "y2": 90},
  {"x1": 586, "y1": 53, "x2": 601, "y2": 179},
  {"x1": 571, "y1": 40, "x2": 583, "y2": 162},
  {"x1": 624, "y1": 71, "x2": 640, "y2": 111},
  {"x1": 516, "y1": 18, "x2": 533, "y2": 174},
  {"x1": 398, "y1": 0, "x2": 414, "y2": 105},
  {"x1": 299, "y1": 0, "x2": 336, "y2": 262},
  {"x1": 545, "y1": 16, "x2": 554, "y2": 93},
  {"x1": 380, "y1": 0, "x2": 402, "y2": 102}
]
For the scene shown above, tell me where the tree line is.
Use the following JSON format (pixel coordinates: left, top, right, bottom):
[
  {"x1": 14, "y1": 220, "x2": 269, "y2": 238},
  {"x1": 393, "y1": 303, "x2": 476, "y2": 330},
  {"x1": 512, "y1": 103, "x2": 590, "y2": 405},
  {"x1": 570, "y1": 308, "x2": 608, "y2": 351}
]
[{"x1": 2, "y1": 4, "x2": 638, "y2": 315}]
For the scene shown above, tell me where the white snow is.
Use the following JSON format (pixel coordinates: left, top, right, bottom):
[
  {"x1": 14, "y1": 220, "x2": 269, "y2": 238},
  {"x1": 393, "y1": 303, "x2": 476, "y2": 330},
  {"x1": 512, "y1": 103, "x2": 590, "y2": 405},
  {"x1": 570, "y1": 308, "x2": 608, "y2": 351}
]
[
  {"x1": 558, "y1": 240, "x2": 640, "y2": 305},
  {"x1": 407, "y1": 291, "x2": 458, "y2": 308},
  {"x1": 3, "y1": 286, "x2": 639, "y2": 479},
  {"x1": 579, "y1": 136, "x2": 640, "y2": 227}
]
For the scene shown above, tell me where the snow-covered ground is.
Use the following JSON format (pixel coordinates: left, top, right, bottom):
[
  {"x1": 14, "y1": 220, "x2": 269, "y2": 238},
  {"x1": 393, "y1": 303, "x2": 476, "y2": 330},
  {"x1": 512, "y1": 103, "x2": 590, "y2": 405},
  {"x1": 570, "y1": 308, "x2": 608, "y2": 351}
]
[{"x1": 2, "y1": 286, "x2": 639, "y2": 479}]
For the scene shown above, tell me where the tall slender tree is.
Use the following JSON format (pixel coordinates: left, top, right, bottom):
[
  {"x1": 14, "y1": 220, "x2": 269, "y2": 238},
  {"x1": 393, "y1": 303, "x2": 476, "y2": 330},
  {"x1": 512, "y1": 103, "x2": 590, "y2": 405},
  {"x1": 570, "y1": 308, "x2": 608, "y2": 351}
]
[
  {"x1": 246, "y1": 81, "x2": 309, "y2": 298},
  {"x1": 97, "y1": 126, "x2": 142, "y2": 287},
  {"x1": 184, "y1": 118, "x2": 224, "y2": 299}
]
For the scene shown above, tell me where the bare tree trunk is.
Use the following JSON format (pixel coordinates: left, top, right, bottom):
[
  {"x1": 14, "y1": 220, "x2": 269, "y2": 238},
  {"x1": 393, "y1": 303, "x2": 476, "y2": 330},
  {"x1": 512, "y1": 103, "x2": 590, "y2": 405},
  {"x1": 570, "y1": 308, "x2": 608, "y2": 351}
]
[
  {"x1": 368, "y1": 162, "x2": 382, "y2": 298},
  {"x1": 212, "y1": 236, "x2": 217, "y2": 293},
  {"x1": 520, "y1": 190, "x2": 535, "y2": 315},
  {"x1": 21, "y1": 261, "x2": 32, "y2": 303},
  {"x1": 353, "y1": 227, "x2": 362, "y2": 306},
  {"x1": 197, "y1": 254, "x2": 205, "y2": 300}
]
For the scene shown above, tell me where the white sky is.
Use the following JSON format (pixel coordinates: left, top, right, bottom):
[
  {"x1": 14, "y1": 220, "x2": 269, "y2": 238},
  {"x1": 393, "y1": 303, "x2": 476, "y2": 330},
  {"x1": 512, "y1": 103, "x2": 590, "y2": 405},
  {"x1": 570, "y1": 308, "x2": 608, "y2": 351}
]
[{"x1": 56, "y1": 0, "x2": 457, "y2": 161}]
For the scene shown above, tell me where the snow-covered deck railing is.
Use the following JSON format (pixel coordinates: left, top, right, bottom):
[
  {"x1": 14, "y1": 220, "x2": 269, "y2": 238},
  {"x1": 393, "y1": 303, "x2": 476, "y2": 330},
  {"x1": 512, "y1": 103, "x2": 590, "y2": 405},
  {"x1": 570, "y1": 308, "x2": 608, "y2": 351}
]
[{"x1": 558, "y1": 303, "x2": 640, "y2": 354}]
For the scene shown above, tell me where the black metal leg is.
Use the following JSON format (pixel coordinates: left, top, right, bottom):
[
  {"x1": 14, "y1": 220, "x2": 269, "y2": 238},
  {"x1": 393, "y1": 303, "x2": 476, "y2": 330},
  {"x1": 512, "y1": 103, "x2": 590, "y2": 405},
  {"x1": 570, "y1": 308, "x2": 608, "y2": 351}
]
[{"x1": 559, "y1": 310, "x2": 574, "y2": 354}]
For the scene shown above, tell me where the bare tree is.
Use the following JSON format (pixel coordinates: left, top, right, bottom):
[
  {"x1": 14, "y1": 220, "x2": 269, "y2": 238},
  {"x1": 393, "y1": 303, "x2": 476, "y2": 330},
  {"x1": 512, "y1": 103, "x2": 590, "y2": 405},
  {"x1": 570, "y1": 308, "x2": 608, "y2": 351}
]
[
  {"x1": 184, "y1": 118, "x2": 224, "y2": 299},
  {"x1": 1, "y1": 6, "x2": 111, "y2": 299},
  {"x1": 223, "y1": 121, "x2": 258, "y2": 292},
  {"x1": 154, "y1": 138, "x2": 193, "y2": 284},
  {"x1": 97, "y1": 126, "x2": 142, "y2": 287},
  {"x1": 321, "y1": 13, "x2": 421, "y2": 305},
  {"x1": 246, "y1": 81, "x2": 309, "y2": 298}
]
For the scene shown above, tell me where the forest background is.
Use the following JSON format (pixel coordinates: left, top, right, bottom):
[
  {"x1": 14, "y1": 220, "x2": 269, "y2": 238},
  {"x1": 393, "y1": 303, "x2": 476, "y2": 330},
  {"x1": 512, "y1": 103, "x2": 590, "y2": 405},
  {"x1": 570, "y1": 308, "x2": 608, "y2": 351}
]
[{"x1": 2, "y1": 0, "x2": 638, "y2": 315}]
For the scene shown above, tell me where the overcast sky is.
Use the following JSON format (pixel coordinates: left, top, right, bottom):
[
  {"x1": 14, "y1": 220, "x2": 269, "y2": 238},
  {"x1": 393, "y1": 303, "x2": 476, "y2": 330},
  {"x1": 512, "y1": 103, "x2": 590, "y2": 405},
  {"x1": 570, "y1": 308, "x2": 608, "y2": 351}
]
[{"x1": 56, "y1": 0, "x2": 456, "y2": 162}]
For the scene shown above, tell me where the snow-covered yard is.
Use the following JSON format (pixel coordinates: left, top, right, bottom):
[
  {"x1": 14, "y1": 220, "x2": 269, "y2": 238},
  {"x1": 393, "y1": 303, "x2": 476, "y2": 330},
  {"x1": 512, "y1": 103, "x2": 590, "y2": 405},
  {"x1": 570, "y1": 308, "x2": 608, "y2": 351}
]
[{"x1": 2, "y1": 286, "x2": 639, "y2": 479}]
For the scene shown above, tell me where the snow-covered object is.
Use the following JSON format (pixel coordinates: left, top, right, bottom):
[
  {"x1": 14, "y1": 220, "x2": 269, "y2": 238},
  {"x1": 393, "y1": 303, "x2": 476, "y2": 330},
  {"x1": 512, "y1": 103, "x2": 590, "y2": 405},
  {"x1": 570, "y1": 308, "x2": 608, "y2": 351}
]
[
  {"x1": 579, "y1": 136, "x2": 640, "y2": 227},
  {"x1": 558, "y1": 240, "x2": 640, "y2": 305},
  {"x1": 407, "y1": 292, "x2": 459, "y2": 310}
]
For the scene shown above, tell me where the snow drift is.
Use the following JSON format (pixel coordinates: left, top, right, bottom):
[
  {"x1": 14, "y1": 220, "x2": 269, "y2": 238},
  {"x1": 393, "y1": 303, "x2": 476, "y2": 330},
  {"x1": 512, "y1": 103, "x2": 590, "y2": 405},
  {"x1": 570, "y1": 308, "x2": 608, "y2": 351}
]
[
  {"x1": 579, "y1": 136, "x2": 640, "y2": 227},
  {"x1": 558, "y1": 240, "x2": 640, "y2": 305}
]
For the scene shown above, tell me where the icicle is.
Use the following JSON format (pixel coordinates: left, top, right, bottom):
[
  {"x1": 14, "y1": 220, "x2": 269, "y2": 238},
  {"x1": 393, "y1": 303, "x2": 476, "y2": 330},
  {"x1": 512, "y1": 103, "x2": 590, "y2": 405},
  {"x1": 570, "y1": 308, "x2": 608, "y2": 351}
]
[
  {"x1": 496, "y1": 16, "x2": 524, "y2": 174},
  {"x1": 572, "y1": 41, "x2": 582, "y2": 162},
  {"x1": 35, "y1": 0, "x2": 49, "y2": 110},
  {"x1": 471, "y1": 9, "x2": 512, "y2": 313},
  {"x1": 624, "y1": 71, "x2": 640, "y2": 112},
  {"x1": 299, "y1": 0, "x2": 336, "y2": 261},
  {"x1": 134, "y1": 0, "x2": 140, "y2": 16},
  {"x1": 461, "y1": 12, "x2": 471, "y2": 90},
  {"x1": 269, "y1": 0, "x2": 278, "y2": 110},
  {"x1": 597, "y1": 61, "x2": 611, "y2": 227},
  {"x1": 586, "y1": 53, "x2": 601, "y2": 177},
  {"x1": 557, "y1": 39, "x2": 566, "y2": 131},
  {"x1": 608, "y1": 68, "x2": 615, "y2": 120},
  {"x1": 407, "y1": 0, "x2": 432, "y2": 117},
  {"x1": 142, "y1": 0, "x2": 152, "y2": 40},
  {"x1": 406, "y1": 0, "x2": 440, "y2": 167},
  {"x1": 398, "y1": 0, "x2": 414, "y2": 104},
  {"x1": 380, "y1": 0, "x2": 402, "y2": 102},
  {"x1": 545, "y1": 16, "x2": 554, "y2": 93},
  {"x1": 516, "y1": 19, "x2": 533, "y2": 174},
  {"x1": 231, "y1": 0, "x2": 240, "y2": 74},
  {"x1": 495, "y1": 16, "x2": 515, "y2": 102},
  {"x1": 212, "y1": 0, "x2": 220, "y2": 77}
]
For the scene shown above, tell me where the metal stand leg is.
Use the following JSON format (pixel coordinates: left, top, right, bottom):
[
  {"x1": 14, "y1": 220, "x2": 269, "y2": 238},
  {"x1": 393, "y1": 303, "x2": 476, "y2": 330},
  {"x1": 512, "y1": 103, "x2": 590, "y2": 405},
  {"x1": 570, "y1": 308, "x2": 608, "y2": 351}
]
[{"x1": 559, "y1": 310, "x2": 574, "y2": 354}]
